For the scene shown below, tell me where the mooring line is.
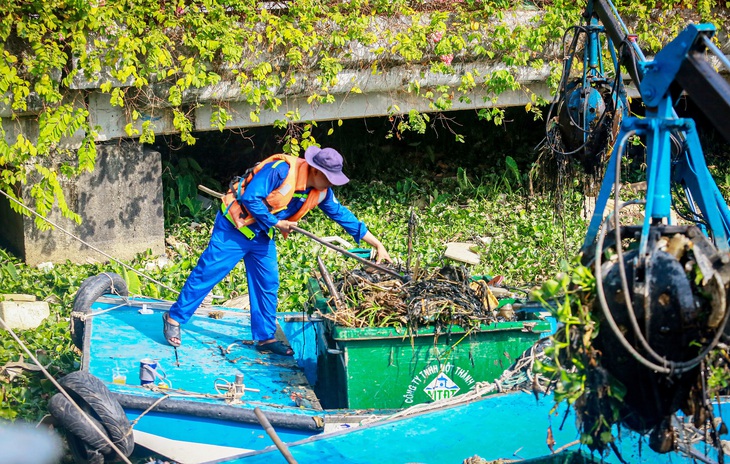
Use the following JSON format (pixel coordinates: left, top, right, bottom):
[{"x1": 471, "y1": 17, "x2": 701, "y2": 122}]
[{"x1": 0, "y1": 315, "x2": 133, "y2": 464}]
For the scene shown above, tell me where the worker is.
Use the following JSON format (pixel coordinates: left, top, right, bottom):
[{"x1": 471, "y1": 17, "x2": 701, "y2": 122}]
[{"x1": 162, "y1": 146, "x2": 392, "y2": 355}]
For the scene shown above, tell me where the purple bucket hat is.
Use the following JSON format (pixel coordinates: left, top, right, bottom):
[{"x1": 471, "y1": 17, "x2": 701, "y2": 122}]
[{"x1": 304, "y1": 146, "x2": 350, "y2": 186}]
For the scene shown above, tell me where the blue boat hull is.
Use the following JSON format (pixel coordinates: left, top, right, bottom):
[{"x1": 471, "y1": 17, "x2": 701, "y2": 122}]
[
  {"x1": 76, "y1": 292, "x2": 724, "y2": 464},
  {"x1": 82, "y1": 296, "x2": 327, "y2": 460},
  {"x1": 215, "y1": 392, "x2": 724, "y2": 464}
]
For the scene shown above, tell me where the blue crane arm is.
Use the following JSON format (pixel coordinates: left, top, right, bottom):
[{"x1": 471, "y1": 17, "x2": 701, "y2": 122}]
[
  {"x1": 554, "y1": 2, "x2": 730, "y2": 456},
  {"x1": 583, "y1": 22, "x2": 730, "y2": 254},
  {"x1": 590, "y1": 0, "x2": 645, "y2": 86},
  {"x1": 641, "y1": 24, "x2": 730, "y2": 143}
]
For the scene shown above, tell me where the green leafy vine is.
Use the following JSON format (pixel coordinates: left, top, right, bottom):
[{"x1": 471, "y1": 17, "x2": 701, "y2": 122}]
[
  {"x1": 0, "y1": 0, "x2": 725, "y2": 224},
  {"x1": 533, "y1": 261, "x2": 628, "y2": 454}
]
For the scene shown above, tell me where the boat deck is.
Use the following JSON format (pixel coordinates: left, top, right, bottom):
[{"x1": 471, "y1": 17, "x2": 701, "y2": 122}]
[{"x1": 84, "y1": 296, "x2": 321, "y2": 416}]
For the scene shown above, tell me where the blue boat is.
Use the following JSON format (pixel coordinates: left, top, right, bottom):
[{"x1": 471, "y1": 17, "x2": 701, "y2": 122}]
[
  {"x1": 213, "y1": 392, "x2": 726, "y2": 464},
  {"x1": 49, "y1": 272, "x2": 724, "y2": 464}
]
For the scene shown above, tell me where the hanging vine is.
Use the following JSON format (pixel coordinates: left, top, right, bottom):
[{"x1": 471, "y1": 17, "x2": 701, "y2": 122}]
[{"x1": 0, "y1": 0, "x2": 725, "y2": 226}]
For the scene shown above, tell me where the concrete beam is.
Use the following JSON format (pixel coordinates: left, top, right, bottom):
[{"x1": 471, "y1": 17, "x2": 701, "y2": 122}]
[
  {"x1": 84, "y1": 61, "x2": 640, "y2": 136},
  {"x1": 194, "y1": 63, "x2": 555, "y2": 130},
  {"x1": 88, "y1": 92, "x2": 177, "y2": 142},
  {"x1": 1, "y1": 90, "x2": 88, "y2": 149},
  {"x1": 87, "y1": 63, "x2": 563, "y2": 137},
  {"x1": 195, "y1": 80, "x2": 553, "y2": 131}
]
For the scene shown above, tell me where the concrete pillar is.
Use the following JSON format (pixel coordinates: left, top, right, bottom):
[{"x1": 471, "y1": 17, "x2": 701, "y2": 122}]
[{"x1": 0, "y1": 140, "x2": 165, "y2": 266}]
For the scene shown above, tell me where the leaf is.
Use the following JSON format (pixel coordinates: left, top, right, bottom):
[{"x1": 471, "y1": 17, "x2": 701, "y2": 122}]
[
  {"x1": 541, "y1": 279, "x2": 561, "y2": 298},
  {"x1": 505, "y1": 156, "x2": 520, "y2": 182},
  {"x1": 126, "y1": 270, "x2": 142, "y2": 296},
  {"x1": 0, "y1": 408, "x2": 18, "y2": 420},
  {"x1": 4, "y1": 262, "x2": 18, "y2": 280}
]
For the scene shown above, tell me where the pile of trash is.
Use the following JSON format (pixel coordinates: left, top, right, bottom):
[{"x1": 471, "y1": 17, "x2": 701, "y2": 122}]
[{"x1": 318, "y1": 264, "x2": 518, "y2": 330}]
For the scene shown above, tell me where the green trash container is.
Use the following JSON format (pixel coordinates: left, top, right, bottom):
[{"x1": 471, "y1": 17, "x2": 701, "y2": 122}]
[{"x1": 307, "y1": 277, "x2": 551, "y2": 409}]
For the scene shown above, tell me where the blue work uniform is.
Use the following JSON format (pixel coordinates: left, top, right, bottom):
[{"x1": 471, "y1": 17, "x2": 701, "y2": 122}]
[{"x1": 168, "y1": 160, "x2": 368, "y2": 341}]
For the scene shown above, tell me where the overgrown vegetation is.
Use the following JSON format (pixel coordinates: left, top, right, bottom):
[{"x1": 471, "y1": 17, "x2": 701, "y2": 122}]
[
  {"x1": 532, "y1": 262, "x2": 627, "y2": 454},
  {"x1": 532, "y1": 167, "x2": 730, "y2": 458},
  {"x1": 533, "y1": 245, "x2": 730, "y2": 458},
  {"x1": 3, "y1": 2, "x2": 730, "y2": 462},
  {"x1": 1, "y1": 0, "x2": 725, "y2": 228}
]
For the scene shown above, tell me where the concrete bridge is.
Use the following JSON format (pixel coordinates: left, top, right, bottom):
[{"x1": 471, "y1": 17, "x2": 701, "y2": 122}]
[{"x1": 0, "y1": 8, "x2": 721, "y2": 265}]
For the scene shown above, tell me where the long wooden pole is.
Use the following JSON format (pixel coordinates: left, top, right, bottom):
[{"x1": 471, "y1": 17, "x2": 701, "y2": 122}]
[
  {"x1": 253, "y1": 407, "x2": 298, "y2": 464},
  {"x1": 290, "y1": 225, "x2": 407, "y2": 281},
  {"x1": 198, "y1": 184, "x2": 408, "y2": 282},
  {"x1": 317, "y1": 256, "x2": 345, "y2": 311}
]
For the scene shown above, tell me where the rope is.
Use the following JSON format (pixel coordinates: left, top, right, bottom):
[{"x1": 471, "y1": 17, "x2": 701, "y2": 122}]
[
  {"x1": 127, "y1": 395, "x2": 169, "y2": 433},
  {"x1": 70, "y1": 303, "x2": 128, "y2": 321},
  {"x1": 551, "y1": 440, "x2": 580, "y2": 455},
  {"x1": 0, "y1": 189, "x2": 179, "y2": 295},
  {"x1": 0, "y1": 315, "x2": 133, "y2": 464},
  {"x1": 0, "y1": 192, "x2": 183, "y2": 459},
  {"x1": 69, "y1": 273, "x2": 134, "y2": 320},
  {"x1": 123, "y1": 383, "x2": 249, "y2": 402}
]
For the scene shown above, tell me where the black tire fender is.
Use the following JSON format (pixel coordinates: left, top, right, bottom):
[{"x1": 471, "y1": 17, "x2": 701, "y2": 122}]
[
  {"x1": 48, "y1": 393, "x2": 112, "y2": 455},
  {"x1": 68, "y1": 438, "x2": 105, "y2": 464},
  {"x1": 71, "y1": 273, "x2": 128, "y2": 350},
  {"x1": 57, "y1": 371, "x2": 135, "y2": 458}
]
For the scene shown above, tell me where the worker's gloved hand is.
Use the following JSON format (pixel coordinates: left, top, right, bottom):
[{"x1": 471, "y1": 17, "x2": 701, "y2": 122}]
[{"x1": 275, "y1": 220, "x2": 298, "y2": 239}]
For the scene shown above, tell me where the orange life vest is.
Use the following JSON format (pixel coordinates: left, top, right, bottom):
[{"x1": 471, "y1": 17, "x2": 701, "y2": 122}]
[{"x1": 221, "y1": 154, "x2": 327, "y2": 237}]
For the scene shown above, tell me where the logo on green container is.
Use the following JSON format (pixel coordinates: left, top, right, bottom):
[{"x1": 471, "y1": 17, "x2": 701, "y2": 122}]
[
  {"x1": 424, "y1": 373, "x2": 460, "y2": 400},
  {"x1": 403, "y1": 362, "x2": 476, "y2": 404}
]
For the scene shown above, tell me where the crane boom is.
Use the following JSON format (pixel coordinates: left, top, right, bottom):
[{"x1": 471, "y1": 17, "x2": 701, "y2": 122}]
[{"x1": 548, "y1": 2, "x2": 730, "y2": 458}]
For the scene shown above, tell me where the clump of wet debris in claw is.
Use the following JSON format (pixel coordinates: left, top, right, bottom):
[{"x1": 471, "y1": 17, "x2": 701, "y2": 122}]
[{"x1": 318, "y1": 264, "x2": 519, "y2": 331}]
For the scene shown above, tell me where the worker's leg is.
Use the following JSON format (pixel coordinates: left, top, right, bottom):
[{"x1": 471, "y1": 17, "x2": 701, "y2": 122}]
[
  {"x1": 169, "y1": 213, "x2": 247, "y2": 324},
  {"x1": 244, "y1": 236, "x2": 279, "y2": 341}
]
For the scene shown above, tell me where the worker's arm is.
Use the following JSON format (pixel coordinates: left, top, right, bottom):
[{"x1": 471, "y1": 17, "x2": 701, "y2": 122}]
[
  {"x1": 361, "y1": 231, "x2": 392, "y2": 264},
  {"x1": 318, "y1": 190, "x2": 392, "y2": 263}
]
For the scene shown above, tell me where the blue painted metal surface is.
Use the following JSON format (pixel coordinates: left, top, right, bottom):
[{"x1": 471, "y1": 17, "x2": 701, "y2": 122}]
[
  {"x1": 211, "y1": 392, "x2": 718, "y2": 464},
  {"x1": 673, "y1": 120, "x2": 730, "y2": 249},
  {"x1": 582, "y1": 22, "x2": 730, "y2": 255},
  {"x1": 82, "y1": 296, "x2": 325, "y2": 451},
  {"x1": 639, "y1": 24, "x2": 715, "y2": 108},
  {"x1": 124, "y1": 410, "x2": 313, "y2": 448}
]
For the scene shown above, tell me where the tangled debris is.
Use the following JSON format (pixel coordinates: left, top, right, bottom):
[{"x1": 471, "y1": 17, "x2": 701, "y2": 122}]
[{"x1": 317, "y1": 264, "x2": 519, "y2": 331}]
